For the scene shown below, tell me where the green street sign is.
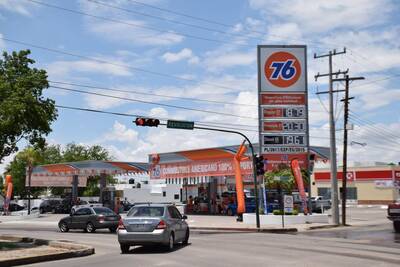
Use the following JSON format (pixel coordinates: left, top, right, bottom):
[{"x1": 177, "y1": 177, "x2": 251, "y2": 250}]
[{"x1": 167, "y1": 120, "x2": 194, "y2": 130}]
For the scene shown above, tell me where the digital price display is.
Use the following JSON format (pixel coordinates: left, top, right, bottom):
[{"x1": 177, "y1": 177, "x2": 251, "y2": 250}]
[
  {"x1": 283, "y1": 107, "x2": 305, "y2": 118},
  {"x1": 263, "y1": 107, "x2": 306, "y2": 119},
  {"x1": 263, "y1": 135, "x2": 307, "y2": 146},
  {"x1": 263, "y1": 120, "x2": 306, "y2": 132}
]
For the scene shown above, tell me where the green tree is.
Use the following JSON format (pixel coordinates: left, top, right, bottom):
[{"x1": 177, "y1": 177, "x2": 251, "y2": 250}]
[
  {"x1": 6, "y1": 147, "x2": 44, "y2": 198},
  {"x1": 265, "y1": 164, "x2": 309, "y2": 194},
  {"x1": 0, "y1": 50, "x2": 57, "y2": 163},
  {"x1": 5, "y1": 143, "x2": 113, "y2": 197}
]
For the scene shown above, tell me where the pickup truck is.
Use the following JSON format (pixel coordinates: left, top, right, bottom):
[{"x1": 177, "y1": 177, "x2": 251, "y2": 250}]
[
  {"x1": 311, "y1": 196, "x2": 331, "y2": 213},
  {"x1": 387, "y1": 201, "x2": 400, "y2": 233}
]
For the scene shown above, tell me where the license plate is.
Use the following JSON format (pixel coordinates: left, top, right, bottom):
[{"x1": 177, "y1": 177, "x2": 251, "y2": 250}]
[{"x1": 389, "y1": 208, "x2": 400, "y2": 214}]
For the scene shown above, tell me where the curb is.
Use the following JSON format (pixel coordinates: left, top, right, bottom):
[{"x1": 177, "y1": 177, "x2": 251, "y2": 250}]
[
  {"x1": 306, "y1": 224, "x2": 341, "y2": 230},
  {"x1": 0, "y1": 235, "x2": 94, "y2": 267},
  {"x1": 190, "y1": 227, "x2": 297, "y2": 233}
]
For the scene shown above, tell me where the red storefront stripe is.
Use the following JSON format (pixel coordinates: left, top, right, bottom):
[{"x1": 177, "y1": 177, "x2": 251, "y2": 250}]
[{"x1": 315, "y1": 170, "x2": 393, "y2": 181}]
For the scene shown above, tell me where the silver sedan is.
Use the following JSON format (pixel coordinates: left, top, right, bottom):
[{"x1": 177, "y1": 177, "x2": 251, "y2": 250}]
[{"x1": 117, "y1": 204, "x2": 189, "y2": 253}]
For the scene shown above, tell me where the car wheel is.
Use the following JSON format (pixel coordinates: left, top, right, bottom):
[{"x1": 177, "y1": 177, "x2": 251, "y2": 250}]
[
  {"x1": 39, "y1": 208, "x2": 44, "y2": 214},
  {"x1": 394, "y1": 221, "x2": 400, "y2": 233},
  {"x1": 120, "y1": 244, "x2": 130, "y2": 254},
  {"x1": 59, "y1": 222, "x2": 69, "y2": 232},
  {"x1": 227, "y1": 208, "x2": 233, "y2": 216},
  {"x1": 109, "y1": 226, "x2": 117, "y2": 233},
  {"x1": 182, "y1": 228, "x2": 189, "y2": 245},
  {"x1": 166, "y1": 233, "x2": 174, "y2": 251},
  {"x1": 86, "y1": 222, "x2": 96, "y2": 233}
]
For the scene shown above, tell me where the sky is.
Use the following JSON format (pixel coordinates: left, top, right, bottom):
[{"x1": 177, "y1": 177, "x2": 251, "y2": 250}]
[{"x1": 0, "y1": 0, "x2": 400, "y2": 173}]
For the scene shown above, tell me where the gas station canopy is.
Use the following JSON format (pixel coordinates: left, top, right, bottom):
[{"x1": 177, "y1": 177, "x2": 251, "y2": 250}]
[{"x1": 29, "y1": 160, "x2": 149, "y2": 187}]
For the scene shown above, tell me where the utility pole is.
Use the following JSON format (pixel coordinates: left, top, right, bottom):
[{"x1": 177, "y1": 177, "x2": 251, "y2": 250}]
[
  {"x1": 314, "y1": 48, "x2": 347, "y2": 225},
  {"x1": 333, "y1": 75, "x2": 364, "y2": 226}
]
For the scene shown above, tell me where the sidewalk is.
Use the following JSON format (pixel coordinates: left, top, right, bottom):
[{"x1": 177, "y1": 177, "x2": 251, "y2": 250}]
[{"x1": 0, "y1": 205, "x2": 388, "y2": 233}]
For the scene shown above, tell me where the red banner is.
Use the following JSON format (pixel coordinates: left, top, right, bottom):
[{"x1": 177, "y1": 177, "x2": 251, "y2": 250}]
[
  {"x1": 291, "y1": 159, "x2": 308, "y2": 214},
  {"x1": 261, "y1": 93, "x2": 305, "y2": 105}
]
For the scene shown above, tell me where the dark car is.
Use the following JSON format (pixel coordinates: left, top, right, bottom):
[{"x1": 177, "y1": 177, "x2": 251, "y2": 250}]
[
  {"x1": 388, "y1": 200, "x2": 400, "y2": 233},
  {"x1": 39, "y1": 199, "x2": 62, "y2": 214},
  {"x1": 54, "y1": 199, "x2": 73, "y2": 214},
  {"x1": 0, "y1": 202, "x2": 25, "y2": 212},
  {"x1": 58, "y1": 207, "x2": 120, "y2": 233},
  {"x1": 118, "y1": 204, "x2": 189, "y2": 253},
  {"x1": 225, "y1": 196, "x2": 257, "y2": 216}
]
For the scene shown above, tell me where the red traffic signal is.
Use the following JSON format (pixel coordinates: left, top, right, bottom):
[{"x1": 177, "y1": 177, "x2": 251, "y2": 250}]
[{"x1": 134, "y1": 118, "x2": 160, "y2": 127}]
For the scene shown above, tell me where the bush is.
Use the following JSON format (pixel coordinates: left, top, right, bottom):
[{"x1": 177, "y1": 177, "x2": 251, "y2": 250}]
[{"x1": 272, "y1": 210, "x2": 298, "y2": 215}]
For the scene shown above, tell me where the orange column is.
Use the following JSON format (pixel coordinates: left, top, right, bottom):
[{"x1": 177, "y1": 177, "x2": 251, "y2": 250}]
[{"x1": 234, "y1": 142, "x2": 247, "y2": 215}]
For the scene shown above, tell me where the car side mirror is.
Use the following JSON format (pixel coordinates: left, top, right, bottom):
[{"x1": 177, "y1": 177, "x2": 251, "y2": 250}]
[{"x1": 182, "y1": 215, "x2": 188, "y2": 220}]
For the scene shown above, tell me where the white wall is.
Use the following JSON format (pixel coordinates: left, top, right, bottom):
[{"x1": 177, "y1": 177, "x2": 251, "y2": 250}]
[{"x1": 123, "y1": 184, "x2": 181, "y2": 204}]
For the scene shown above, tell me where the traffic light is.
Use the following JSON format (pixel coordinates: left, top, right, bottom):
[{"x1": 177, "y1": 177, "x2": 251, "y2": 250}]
[
  {"x1": 255, "y1": 155, "x2": 265, "y2": 176},
  {"x1": 134, "y1": 118, "x2": 160, "y2": 127}
]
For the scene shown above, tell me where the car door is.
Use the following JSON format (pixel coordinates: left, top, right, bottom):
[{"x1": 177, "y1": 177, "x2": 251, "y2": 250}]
[
  {"x1": 71, "y1": 208, "x2": 91, "y2": 229},
  {"x1": 167, "y1": 206, "x2": 182, "y2": 241},
  {"x1": 170, "y1": 206, "x2": 185, "y2": 241}
]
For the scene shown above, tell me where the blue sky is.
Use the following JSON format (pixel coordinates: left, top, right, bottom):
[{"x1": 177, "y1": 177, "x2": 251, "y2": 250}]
[{"x1": 1, "y1": 0, "x2": 400, "y2": 172}]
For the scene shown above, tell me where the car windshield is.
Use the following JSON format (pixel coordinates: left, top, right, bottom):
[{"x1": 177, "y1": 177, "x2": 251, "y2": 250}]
[
  {"x1": 127, "y1": 206, "x2": 164, "y2": 217},
  {"x1": 93, "y1": 207, "x2": 115, "y2": 215}
]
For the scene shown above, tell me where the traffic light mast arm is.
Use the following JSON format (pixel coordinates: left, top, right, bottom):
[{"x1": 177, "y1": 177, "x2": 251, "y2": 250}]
[{"x1": 183, "y1": 124, "x2": 261, "y2": 230}]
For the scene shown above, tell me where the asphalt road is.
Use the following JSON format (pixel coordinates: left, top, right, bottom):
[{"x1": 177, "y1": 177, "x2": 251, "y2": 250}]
[
  {"x1": 1, "y1": 226, "x2": 400, "y2": 266},
  {"x1": 1, "y1": 206, "x2": 399, "y2": 266}
]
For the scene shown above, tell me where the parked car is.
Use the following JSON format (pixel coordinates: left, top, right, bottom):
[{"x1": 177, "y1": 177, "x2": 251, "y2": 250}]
[
  {"x1": 225, "y1": 196, "x2": 257, "y2": 216},
  {"x1": 311, "y1": 196, "x2": 331, "y2": 213},
  {"x1": 39, "y1": 199, "x2": 62, "y2": 214},
  {"x1": 388, "y1": 199, "x2": 400, "y2": 233},
  {"x1": 0, "y1": 202, "x2": 25, "y2": 212},
  {"x1": 117, "y1": 204, "x2": 189, "y2": 253},
  {"x1": 58, "y1": 206, "x2": 120, "y2": 233},
  {"x1": 54, "y1": 198, "x2": 73, "y2": 214}
]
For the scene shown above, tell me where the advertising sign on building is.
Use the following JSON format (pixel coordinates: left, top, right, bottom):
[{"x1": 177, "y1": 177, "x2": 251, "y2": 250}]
[{"x1": 257, "y1": 45, "x2": 310, "y2": 170}]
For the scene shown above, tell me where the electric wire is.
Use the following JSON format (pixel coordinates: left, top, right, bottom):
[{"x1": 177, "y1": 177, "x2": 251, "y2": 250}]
[
  {"x1": 49, "y1": 80, "x2": 255, "y2": 107},
  {"x1": 55, "y1": 104, "x2": 339, "y2": 141},
  {"x1": 26, "y1": 0, "x2": 251, "y2": 48},
  {"x1": 85, "y1": 0, "x2": 256, "y2": 41},
  {"x1": 1, "y1": 37, "x2": 243, "y2": 92},
  {"x1": 349, "y1": 111, "x2": 400, "y2": 140},
  {"x1": 50, "y1": 85, "x2": 259, "y2": 120}
]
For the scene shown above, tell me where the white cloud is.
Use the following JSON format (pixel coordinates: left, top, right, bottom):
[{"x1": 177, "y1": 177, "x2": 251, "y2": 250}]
[
  {"x1": 0, "y1": 33, "x2": 5, "y2": 51},
  {"x1": 204, "y1": 51, "x2": 256, "y2": 72},
  {"x1": 103, "y1": 121, "x2": 139, "y2": 145},
  {"x1": 88, "y1": 19, "x2": 184, "y2": 46},
  {"x1": 161, "y1": 48, "x2": 199, "y2": 64},
  {"x1": 249, "y1": 0, "x2": 394, "y2": 34},
  {"x1": 0, "y1": 0, "x2": 38, "y2": 16},
  {"x1": 0, "y1": 152, "x2": 15, "y2": 175},
  {"x1": 46, "y1": 58, "x2": 131, "y2": 79}
]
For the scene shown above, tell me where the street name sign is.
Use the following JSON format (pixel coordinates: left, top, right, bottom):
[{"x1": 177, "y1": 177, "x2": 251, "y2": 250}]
[{"x1": 167, "y1": 120, "x2": 194, "y2": 130}]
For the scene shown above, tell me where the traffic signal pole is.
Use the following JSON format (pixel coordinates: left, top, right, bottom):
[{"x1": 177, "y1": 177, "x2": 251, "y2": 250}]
[
  {"x1": 192, "y1": 125, "x2": 261, "y2": 229},
  {"x1": 135, "y1": 118, "x2": 261, "y2": 229}
]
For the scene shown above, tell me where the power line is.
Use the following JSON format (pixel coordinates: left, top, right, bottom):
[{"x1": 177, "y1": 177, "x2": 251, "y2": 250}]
[
  {"x1": 86, "y1": 0, "x2": 255, "y2": 41},
  {"x1": 50, "y1": 85, "x2": 259, "y2": 120},
  {"x1": 55, "y1": 104, "x2": 338, "y2": 141},
  {"x1": 348, "y1": 116, "x2": 400, "y2": 144},
  {"x1": 55, "y1": 105, "x2": 257, "y2": 132},
  {"x1": 349, "y1": 111, "x2": 400, "y2": 140},
  {"x1": 49, "y1": 80, "x2": 255, "y2": 107},
  {"x1": 1, "y1": 37, "x2": 243, "y2": 92},
  {"x1": 26, "y1": 0, "x2": 250, "y2": 48}
]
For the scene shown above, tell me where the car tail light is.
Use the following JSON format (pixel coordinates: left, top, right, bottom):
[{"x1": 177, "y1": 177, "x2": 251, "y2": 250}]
[
  {"x1": 156, "y1": 220, "x2": 167, "y2": 229},
  {"x1": 118, "y1": 219, "x2": 125, "y2": 230},
  {"x1": 98, "y1": 215, "x2": 105, "y2": 223}
]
